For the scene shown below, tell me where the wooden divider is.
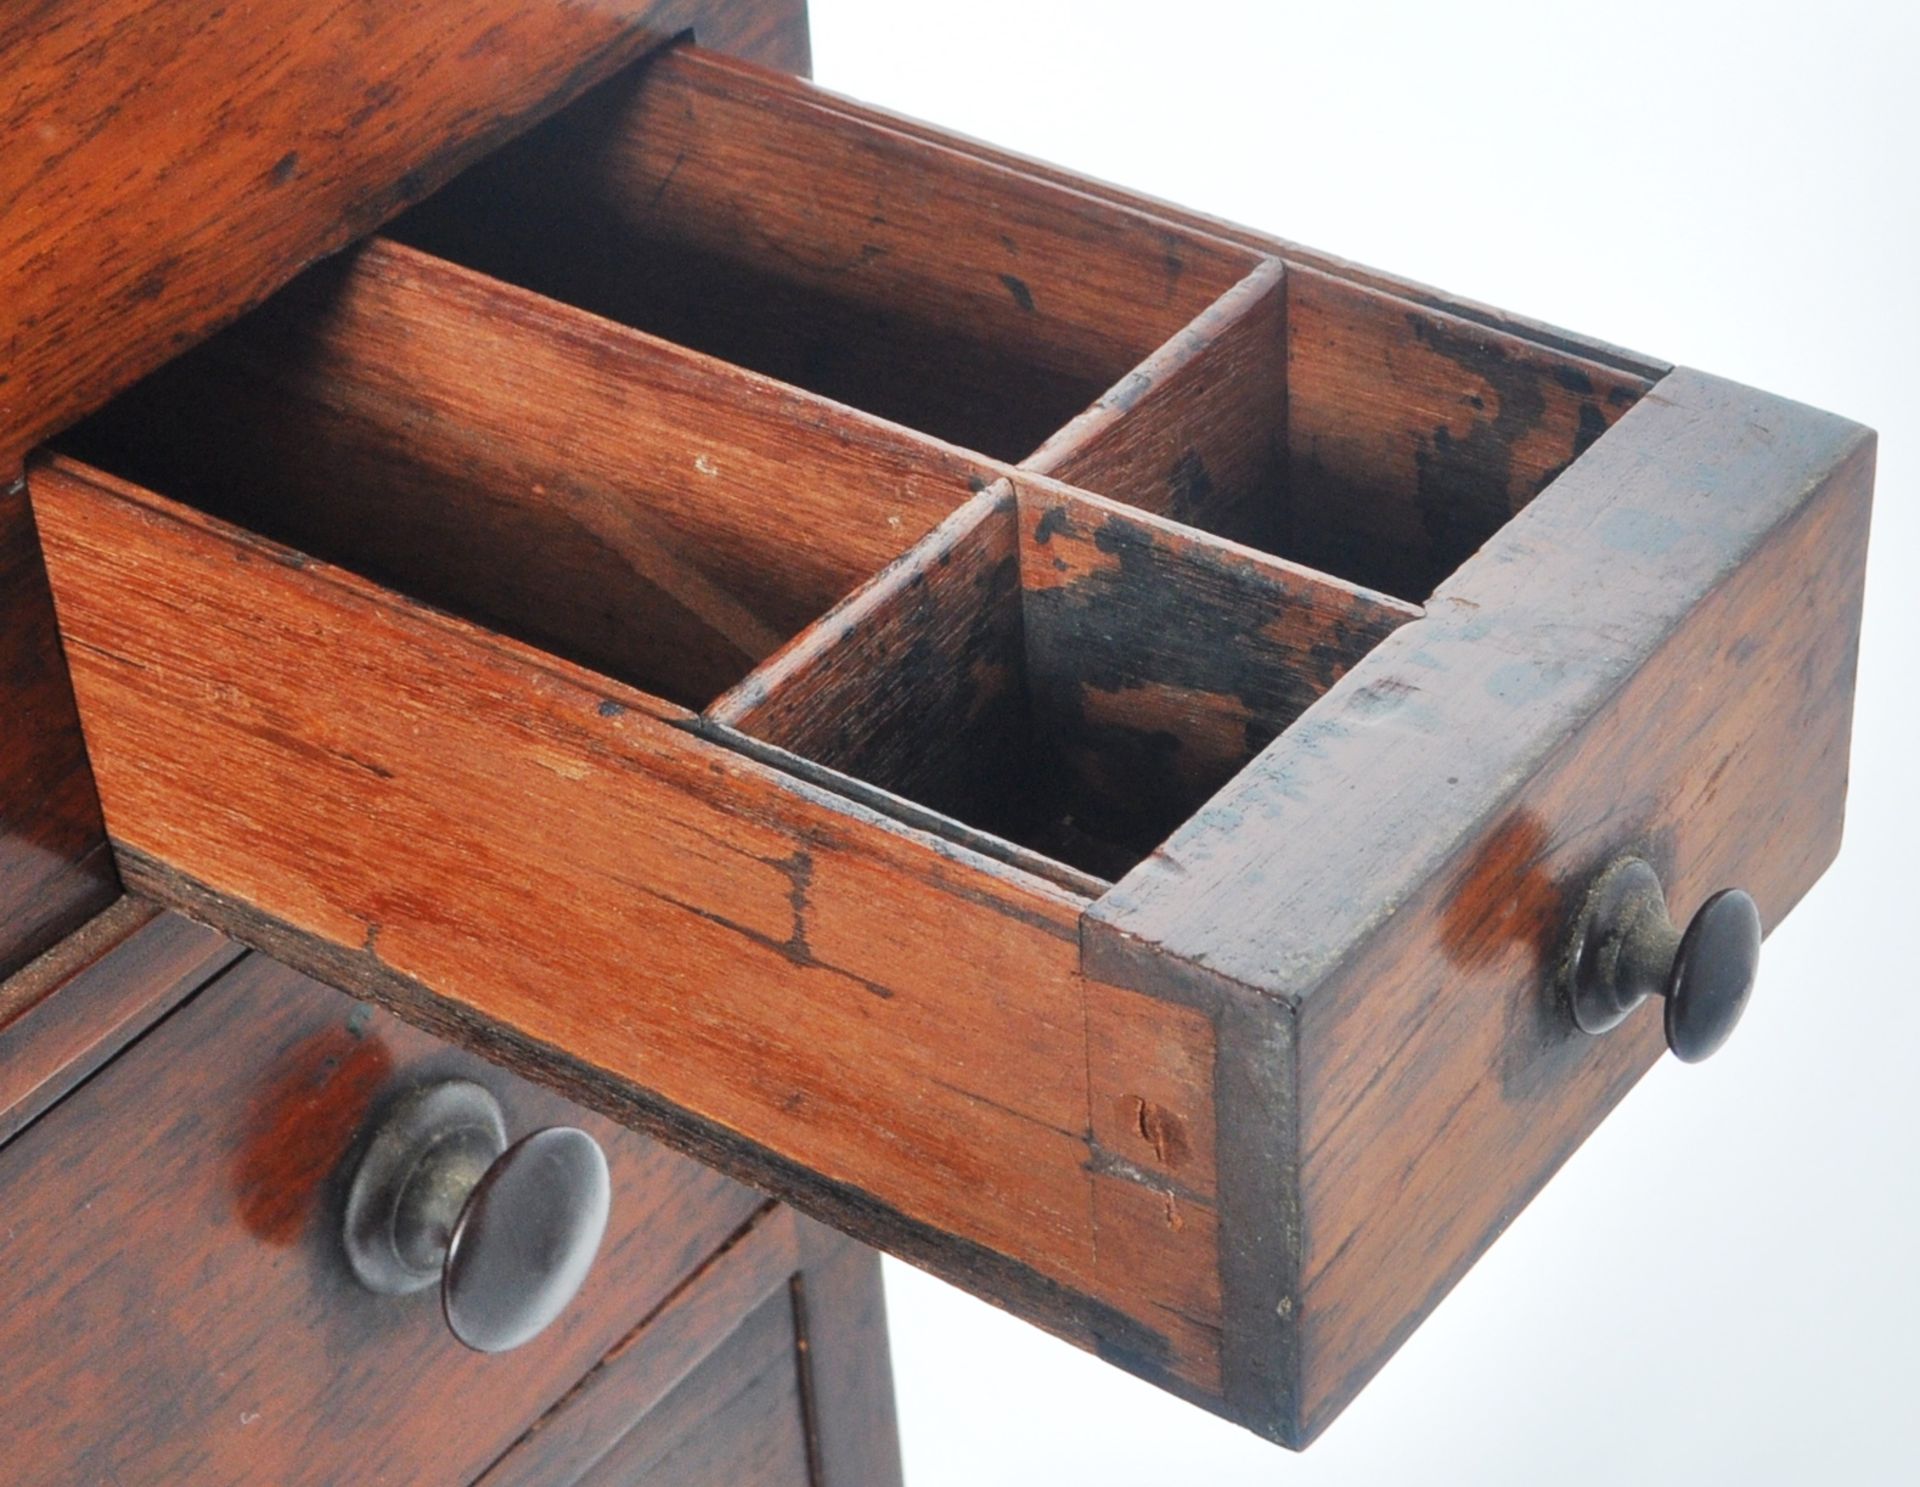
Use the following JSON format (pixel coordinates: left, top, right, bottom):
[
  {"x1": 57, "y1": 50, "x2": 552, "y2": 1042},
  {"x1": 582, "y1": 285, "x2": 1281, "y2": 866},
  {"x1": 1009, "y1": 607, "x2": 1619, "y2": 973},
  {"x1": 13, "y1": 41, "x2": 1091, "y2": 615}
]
[
  {"x1": 716, "y1": 473, "x2": 1418, "y2": 882},
  {"x1": 389, "y1": 45, "x2": 1262, "y2": 462},
  {"x1": 62, "y1": 237, "x2": 1000, "y2": 712},
  {"x1": 1029, "y1": 259, "x2": 1657, "y2": 601}
]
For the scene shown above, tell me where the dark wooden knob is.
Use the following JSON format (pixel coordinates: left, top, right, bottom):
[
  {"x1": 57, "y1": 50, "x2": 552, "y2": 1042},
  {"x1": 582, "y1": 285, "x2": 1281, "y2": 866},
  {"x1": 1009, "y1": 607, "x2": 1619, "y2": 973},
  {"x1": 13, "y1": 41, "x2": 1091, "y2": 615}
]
[
  {"x1": 1561, "y1": 856, "x2": 1761, "y2": 1062},
  {"x1": 342, "y1": 1079, "x2": 611, "y2": 1352}
]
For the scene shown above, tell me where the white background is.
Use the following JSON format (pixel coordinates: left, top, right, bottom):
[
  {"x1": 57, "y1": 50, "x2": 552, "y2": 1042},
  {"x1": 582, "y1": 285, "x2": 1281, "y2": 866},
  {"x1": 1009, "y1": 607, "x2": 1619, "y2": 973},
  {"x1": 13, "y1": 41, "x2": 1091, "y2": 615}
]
[{"x1": 805, "y1": 3, "x2": 1919, "y2": 1482}]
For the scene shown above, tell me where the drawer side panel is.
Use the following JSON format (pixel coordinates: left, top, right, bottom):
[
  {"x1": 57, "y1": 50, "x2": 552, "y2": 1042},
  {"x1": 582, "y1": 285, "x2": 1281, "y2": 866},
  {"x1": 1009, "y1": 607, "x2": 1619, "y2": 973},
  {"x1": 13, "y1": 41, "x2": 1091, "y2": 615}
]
[{"x1": 30, "y1": 458, "x2": 1229, "y2": 1403}]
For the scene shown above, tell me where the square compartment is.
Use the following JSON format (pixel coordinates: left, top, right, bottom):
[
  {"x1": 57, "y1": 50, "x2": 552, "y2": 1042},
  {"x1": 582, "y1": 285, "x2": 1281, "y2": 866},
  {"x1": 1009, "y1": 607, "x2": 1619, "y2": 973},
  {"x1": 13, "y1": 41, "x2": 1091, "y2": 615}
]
[{"x1": 711, "y1": 476, "x2": 1420, "y2": 884}]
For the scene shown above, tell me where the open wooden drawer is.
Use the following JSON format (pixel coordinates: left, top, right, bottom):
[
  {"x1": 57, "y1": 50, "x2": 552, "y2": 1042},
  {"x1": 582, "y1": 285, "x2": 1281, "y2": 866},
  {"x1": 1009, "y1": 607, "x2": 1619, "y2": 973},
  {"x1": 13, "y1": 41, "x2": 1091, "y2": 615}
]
[{"x1": 22, "y1": 41, "x2": 1874, "y2": 1449}]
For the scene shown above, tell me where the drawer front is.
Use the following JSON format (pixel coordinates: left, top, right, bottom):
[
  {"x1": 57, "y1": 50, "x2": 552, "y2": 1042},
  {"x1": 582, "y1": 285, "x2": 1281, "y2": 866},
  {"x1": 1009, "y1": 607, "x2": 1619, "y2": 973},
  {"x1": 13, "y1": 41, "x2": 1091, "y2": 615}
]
[
  {"x1": 481, "y1": 1207, "x2": 899, "y2": 1487},
  {"x1": 0, "y1": 939, "x2": 763, "y2": 1486},
  {"x1": 20, "y1": 37, "x2": 1876, "y2": 1454}
]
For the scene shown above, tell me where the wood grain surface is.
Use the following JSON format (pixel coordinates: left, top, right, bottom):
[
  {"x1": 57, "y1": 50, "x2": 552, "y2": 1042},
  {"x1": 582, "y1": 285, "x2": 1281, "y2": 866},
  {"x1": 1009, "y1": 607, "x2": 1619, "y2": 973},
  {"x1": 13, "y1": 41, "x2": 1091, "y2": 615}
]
[
  {"x1": 579, "y1": 1282, "x2": 811, "y2": 1486},
  {"x1": 770, "y1": 57, "x2": 1670, "y2": 382},
  {"x1": 1033, "y1": 260, "x2": 1655, "y2": 602},
  {"x1": 0, "y1": 0, "x2": 809, "y2": 472},
  {"x1": 62, "y1": 235, "x2": 995, "y2": 709},
  {"x1": 1092, "y1": 369, "x2": 1876, "y2": 1441},
  {"x1": 391, "y1": 46, "x2": 1258, "y2": 461},
  {"x1": 0, "y1": 950, "x2": 765, "y2": 1486},
  {"x1": 30, "y1": 453, "x2": 1229, "y2": 1401},
  {"x1": 482, "y1": 1207, "x2": 899, "y2": 1487},
  {"x1": 0, "y1": 486, "x2": 118, "y2": 978},
  {"x1": 721, "y1": 475, "x2": 1415, "y2": 881},
  {"x1": 0, "y1": 899, "x2": 241, "y2": 1146},
  {"x1": 3, "y1": 5, "x2": 1877, "y2": 1451}
]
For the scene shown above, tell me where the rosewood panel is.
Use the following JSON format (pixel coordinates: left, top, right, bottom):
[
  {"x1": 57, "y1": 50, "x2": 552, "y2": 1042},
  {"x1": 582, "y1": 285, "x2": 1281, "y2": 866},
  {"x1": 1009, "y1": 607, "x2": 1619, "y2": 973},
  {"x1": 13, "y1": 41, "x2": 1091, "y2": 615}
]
[
  {"x1": 0, "y1": 899, "x2": 241, "y2": 1146},
  {"x1": 481, "y1": 1208, "x2": 899, "y2": 1487}
]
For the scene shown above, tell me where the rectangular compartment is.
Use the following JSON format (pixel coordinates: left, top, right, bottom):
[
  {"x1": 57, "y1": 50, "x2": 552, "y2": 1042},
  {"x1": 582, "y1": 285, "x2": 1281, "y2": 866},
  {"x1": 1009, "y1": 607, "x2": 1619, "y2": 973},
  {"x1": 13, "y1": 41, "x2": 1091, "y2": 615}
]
[
  {"x1": 388, "y1": 46, "x2": 1265, "y2": 463},
  {"x1": 712, "y1": 477, "x2": 1419, "y2": 884},
  {"x1": 1026, "y1": 261, "x2": 1659, "y2": 598},
  {"x1": 61, "y1": 236, "x2": 998, "y2": 711}
]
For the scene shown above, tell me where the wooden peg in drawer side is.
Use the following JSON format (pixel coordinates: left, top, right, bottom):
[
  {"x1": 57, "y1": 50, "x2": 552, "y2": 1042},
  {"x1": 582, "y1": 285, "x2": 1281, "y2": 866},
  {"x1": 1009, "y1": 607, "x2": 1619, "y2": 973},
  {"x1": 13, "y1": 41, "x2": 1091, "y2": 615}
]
[
  {"x1": 59, "y1": 237, "x2": 1000, "y2": 713},
  {"x1": 1090, "y1": 369, "x2": 1875, "y2": 1443},
  {"x1": 1028, "y1": 262, "x2": 1657, "y2": 602},
  {"x1": 0, "y1": 0, "x2": 810, "y2": 474},
  {"x1": 715, "y1": 476, "x2": 1419, "y2": 884},
  {"x1": 389, "y1": 46, "x2": 1262, "y2": 462},
  {"x1": 30, "y1": 454, "x2": 1242, "y2": 1402}
]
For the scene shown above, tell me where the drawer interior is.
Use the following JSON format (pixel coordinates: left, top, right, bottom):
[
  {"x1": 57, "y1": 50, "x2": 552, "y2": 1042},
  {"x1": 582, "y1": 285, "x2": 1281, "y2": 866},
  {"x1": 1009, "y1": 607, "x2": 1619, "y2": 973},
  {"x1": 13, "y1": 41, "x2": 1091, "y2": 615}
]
[
  {"x1": 60, "y1": 239, "x2": 994, "y2": 712},
  {"x1": 386, "y1": 47, "x2": 1263, "y2": 465},
  {"x1": 711, "y1": 479, "x2": 1415, "y2": 883},
  {"x1": 53, "y1": 38, "x2": 1652, "y2": 892}
]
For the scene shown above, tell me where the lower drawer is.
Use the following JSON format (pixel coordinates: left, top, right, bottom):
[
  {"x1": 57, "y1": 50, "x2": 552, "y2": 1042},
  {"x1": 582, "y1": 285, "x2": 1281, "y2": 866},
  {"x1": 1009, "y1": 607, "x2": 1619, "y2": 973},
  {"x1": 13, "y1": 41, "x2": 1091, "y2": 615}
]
[
  {"x1": 0, "y1": 919, "x2": 770, "y2": 1486},
  {"x1": 482, "y1": 1206, "x2": 897, "y2": 1486}
]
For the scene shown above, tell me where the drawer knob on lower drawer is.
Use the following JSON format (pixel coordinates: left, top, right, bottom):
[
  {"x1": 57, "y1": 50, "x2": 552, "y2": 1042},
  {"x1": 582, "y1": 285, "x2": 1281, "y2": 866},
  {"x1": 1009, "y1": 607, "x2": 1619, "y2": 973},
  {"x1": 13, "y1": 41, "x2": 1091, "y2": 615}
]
[
  {"x1": 1562, "y1": 856, "x2": 1762, "y2": 1062},
  {"x1": 342, "y1": 1079, "x2": 612, "y2": 1352}
]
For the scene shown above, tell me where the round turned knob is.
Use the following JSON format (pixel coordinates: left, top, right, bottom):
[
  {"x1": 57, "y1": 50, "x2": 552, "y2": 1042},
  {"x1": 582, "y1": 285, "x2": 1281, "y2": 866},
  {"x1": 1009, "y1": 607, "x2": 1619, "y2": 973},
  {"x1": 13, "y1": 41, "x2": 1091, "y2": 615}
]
[
  {"x1": 342, "y1": 1079, "x2": 611, "y2": 1352},
  {"x1": 1561, "y1": 856, "x2": 1762, "y2": 1063}
]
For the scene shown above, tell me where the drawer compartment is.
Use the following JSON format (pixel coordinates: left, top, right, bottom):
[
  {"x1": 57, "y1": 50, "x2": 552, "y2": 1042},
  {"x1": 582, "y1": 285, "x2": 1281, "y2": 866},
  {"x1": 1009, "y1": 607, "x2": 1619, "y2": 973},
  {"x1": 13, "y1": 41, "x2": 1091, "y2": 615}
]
[
  {"x1": 62, "y1": 237, "x2": 996, "y2": 710},
  {"x1": 0, "y1": 935, "x2": 765, "y2": 1487},
  {"x1": 713, "y1": 478, "x2": 1416, "y2": 884},
  {"x1": 25, "y1": 41, "x2": 1875, "y2": 1452},
  {"x1": 387, "y1": 46, "x2": 1264, "y2": 462}
]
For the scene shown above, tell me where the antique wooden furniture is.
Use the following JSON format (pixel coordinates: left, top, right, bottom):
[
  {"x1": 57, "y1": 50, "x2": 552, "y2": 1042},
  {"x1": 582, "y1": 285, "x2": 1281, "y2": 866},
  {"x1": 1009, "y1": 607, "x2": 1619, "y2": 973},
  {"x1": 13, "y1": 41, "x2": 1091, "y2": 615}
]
[{"x1": 0, "y1": 0, "x2": 1875, "y2": 1472}]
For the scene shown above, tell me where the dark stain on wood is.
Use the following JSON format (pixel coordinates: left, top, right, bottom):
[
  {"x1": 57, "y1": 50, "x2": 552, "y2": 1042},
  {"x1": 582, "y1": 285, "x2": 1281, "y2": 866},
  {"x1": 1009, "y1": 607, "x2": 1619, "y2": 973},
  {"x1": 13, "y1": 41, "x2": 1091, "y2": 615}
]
[
  {"x1": 233, "y1": 1017, "x2": 395, "y2": 1246},
  {"x1": 1436, "y1": 809, "x2": 1562, "y2": 973}
]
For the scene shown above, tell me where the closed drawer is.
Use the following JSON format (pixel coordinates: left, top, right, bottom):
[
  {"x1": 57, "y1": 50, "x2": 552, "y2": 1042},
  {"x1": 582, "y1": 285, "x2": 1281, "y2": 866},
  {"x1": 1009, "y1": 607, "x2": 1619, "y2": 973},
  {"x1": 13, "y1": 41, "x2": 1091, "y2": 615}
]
[
  {"x1": 0, "y1": 921, "x2": 766, "y2": 1486},
  {"x1": 25, "y1": 42, "x2": 1874, "y2": 1448},
  {"x1": 480, "y1": 1207, "x2": 896, "y2": 1487}
]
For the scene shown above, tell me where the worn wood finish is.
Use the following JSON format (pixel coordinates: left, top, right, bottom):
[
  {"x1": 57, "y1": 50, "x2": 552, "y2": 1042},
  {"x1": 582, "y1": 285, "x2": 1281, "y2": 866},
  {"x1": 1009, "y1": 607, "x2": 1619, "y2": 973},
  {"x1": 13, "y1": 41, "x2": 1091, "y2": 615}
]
[
  {"x1": 3, "y1": 1, "x2": 1878, "y2": 1453},
  {"x1": 1016, "y1": 477, "x2": 1421, "y2": 877},
  {"x1": 0, "y1": 899, "x2": 242, "y2": 1147},
  {"x1": 62, "y1": 236, "x2": 994, "y2": 709},
  {"x1": 791, "y1": 1215, "x2": 904, "y2": 1487},
  {"x1": 482, "y1": 1207, "x2": 899, "y2": 1487},
  {"x1": 391, "y1": 46, "x2": 1259, "y2": 461},
  {"x1": 1033, "y1": 260, "x2": 1655, "y2": 602},
  {"x1": 30, "y1": 454, "x2": 1229, "y2": 1400},
  {"x1": 1092, "y1": 370, "x2": 1876, "y2": 1442},
  {"x1": 1027, "y1": 258, "x2": 1288, "y2": 544},
  {"x1": 710, "y1": 487, "x2": 1035, "y2": 861},
  {"x1": 722, "y1": 476, "x2": 1416, "y2": 882},
  {"x1": 1282, "y1": 268, "x2": 1654, "y2": 598},
  {"x1": 0, "y1": 950, "x2": 766, "y2": 1486},
  {"x1": 777, "y1": 69, "x2": 1669, "y2": 383},
  {"x1": 0, "y1": 0, "x2": 809, "y2": 474},
  {"x1": 0, "y1": 486, "x2": 118, "y2": 978}
]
